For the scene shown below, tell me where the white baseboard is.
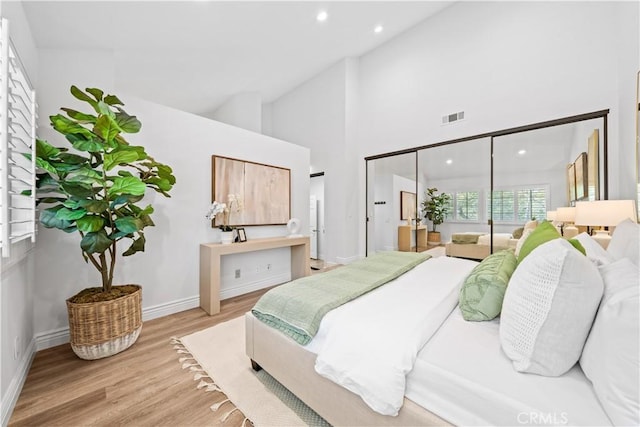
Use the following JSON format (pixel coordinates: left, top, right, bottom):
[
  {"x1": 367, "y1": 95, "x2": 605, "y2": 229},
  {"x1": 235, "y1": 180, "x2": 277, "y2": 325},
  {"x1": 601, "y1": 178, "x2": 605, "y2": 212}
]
[
  {"x1": 335, "y1": 254, "x2": 361, "y2": 265},
  {"x1": 35, "y1": 295, "x2": 201, "y2": 351},
  {"x1": 1, "y1": 337, "x2": 36, "y2": 427},
  {"x1": 220, "y1": 272, "x2": 290, "y2": 300}
]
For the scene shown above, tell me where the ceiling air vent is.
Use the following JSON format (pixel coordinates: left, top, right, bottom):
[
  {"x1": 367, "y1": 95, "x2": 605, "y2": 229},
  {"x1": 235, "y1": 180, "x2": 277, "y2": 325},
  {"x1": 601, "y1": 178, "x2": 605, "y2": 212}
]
[{"x1": 442, "y1": 111, "x2": 465, "y2": 125}]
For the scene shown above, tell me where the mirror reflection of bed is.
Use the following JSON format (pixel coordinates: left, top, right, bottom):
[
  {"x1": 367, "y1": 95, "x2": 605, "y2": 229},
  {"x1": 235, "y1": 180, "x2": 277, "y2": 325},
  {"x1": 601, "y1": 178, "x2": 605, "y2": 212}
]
[{"x1": 366, "y1": 112, "x2": 607, "y2": 260}]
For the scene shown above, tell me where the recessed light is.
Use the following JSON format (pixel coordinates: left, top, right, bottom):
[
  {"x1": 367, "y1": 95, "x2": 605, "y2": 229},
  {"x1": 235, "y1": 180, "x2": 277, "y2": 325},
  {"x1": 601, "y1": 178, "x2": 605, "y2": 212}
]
[
  {"x1": 316, "y1": 11, "x2": 328, "y2": 22},
  {"x1": 374, "y1": 25, "x2": 384, "y2": 33},
  {"x1": 446, "y1": 159, "x2": 453, "y2": 165},
  {"x1": 518, "y1": 149, "x2": 527, "y2": 155}
]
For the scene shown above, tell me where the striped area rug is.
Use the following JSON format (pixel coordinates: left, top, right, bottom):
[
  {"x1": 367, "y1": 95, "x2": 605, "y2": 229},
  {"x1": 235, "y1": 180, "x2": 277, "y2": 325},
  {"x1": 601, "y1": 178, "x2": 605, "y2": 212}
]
[{"x1": 172, "y1": 316, "x2": 329, "y2": 426}]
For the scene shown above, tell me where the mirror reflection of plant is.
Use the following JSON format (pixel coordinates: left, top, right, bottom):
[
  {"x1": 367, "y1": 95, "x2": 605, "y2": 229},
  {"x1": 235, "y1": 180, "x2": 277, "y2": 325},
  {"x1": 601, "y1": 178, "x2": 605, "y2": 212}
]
[
  {"x1": 421, "y1": 187, "x2": 452, "y2": 232},
  {"x1": 30, "y1": 86, "x2": 176, "y2": 292}
]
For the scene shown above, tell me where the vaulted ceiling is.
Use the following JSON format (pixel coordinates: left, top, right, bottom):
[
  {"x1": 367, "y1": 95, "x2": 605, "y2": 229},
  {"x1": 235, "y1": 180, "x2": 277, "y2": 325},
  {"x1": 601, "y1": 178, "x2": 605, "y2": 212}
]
[{"x1": 22, "y1": 1, "x2": 454, "y2": 115}]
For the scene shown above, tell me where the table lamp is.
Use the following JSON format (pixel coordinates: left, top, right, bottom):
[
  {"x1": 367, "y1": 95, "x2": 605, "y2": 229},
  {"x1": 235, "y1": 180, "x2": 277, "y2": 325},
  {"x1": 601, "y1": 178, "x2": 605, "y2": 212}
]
[
  {"x1": 556, "y1": 207, "x2": 578, "y2": 238},
  {"x1": 574, "y1": 200, "x2": 638, "y2": 248}
]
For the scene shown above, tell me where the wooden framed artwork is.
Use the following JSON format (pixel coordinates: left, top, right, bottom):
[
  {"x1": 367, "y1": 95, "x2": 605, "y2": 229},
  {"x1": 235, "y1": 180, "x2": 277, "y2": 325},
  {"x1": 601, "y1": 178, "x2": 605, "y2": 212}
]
[
  {"x1": 212, "y1": 156, "x2": 290, "y2": 227},
  {"x1": 567, "y1": 163, "x2": 576, "y2": 203},
  {"x1": 400, "y1": 191, "x2": 416, "y2": 220},
  {"x1": 587, "y1": 130, "x2": 599, "y2": 200},
  {"x1": 574, "y1": 152, "x2": 588, "y2": 201}
]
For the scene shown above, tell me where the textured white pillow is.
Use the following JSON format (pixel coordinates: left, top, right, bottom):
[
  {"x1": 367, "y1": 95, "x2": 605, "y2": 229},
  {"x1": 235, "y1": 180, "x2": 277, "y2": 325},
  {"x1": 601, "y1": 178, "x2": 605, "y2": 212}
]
[
  {"x1": 514, "y1": 228, "x2": 533, "y2": 258},
  {"x1": 607, "y1": 218, "x2": 640, "y2": 266},
  {"x1": 580, "y1": 258, "x2": 640, "y2": 426},
  {"x1": 574, "y1": 232, "x2": 613, "y2": 266},
  {"x1": 500, "y1": 238, "x2": 604, "y2": 376}
]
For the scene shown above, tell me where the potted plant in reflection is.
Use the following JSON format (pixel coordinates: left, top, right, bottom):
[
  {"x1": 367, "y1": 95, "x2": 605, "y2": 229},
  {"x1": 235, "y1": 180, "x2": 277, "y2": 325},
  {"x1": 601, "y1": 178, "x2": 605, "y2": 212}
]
[
  {"x1": 31, "y1": 86, "x2": 176, "y2": 360},
  {"x1": 421, "y1": 187, "x2": 451, "y2": 245}
]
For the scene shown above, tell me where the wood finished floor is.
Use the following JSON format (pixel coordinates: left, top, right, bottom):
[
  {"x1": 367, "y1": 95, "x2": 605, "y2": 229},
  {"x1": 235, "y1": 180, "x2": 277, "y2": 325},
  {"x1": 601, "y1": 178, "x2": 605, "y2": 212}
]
[
  {"x1": 9, "y1": 263, "x2": 338, "y2": 427},
  {"x1": 10, "y1": 288, "x2": 269, "y2": 427}
]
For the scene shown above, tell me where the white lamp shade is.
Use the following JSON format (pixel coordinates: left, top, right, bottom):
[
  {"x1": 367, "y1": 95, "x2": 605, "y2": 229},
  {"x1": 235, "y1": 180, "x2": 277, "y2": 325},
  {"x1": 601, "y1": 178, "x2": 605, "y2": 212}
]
[
  {"x1": 556, "y1": 207, "x2": 576, "y2": 223},
  {"x1": 574, "y1": 200, "x2": 638, "y2": 227}
]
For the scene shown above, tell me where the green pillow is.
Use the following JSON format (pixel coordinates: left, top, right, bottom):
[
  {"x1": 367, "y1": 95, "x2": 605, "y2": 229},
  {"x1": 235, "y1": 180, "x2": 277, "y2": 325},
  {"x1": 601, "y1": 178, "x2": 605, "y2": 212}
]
[
  {"x1": 517, "y1": 221, "x2": 561, "y2": 263},
  {"x1": 512, "y1": 227, "x2": 524, "y2": 240},
  {"x1": 568, "y1": 238, "x2": 586, "y2": 255},
  {"x1": 459, "y1": 250, "x2": 518, "y2": 321}
]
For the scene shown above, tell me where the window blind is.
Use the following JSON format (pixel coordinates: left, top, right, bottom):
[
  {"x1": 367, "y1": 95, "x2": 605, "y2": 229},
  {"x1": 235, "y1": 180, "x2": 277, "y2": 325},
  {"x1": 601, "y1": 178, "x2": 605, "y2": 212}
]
[{"x1": 0, "y1": 18, "x2": 37, "y2": 257}]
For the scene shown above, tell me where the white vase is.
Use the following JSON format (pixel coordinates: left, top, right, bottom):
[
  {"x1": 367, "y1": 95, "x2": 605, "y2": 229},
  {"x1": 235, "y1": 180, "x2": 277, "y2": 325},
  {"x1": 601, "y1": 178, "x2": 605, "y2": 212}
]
[{"x1": 221, "y1": 231, "x2": 234, "y2": 244}]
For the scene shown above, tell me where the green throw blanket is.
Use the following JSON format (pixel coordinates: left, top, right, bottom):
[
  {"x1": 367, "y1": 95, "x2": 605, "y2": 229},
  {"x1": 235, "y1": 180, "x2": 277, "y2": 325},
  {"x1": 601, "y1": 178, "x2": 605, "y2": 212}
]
[{"x1": 251, "y1": 251, "x2": 431, "y2": 345}]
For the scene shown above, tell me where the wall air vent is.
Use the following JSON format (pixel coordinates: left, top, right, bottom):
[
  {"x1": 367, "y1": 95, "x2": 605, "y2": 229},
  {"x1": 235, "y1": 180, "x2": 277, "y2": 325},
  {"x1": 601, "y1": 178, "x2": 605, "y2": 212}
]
[{"x1": 442, "y1": 111, "x2": 465, "y2": 125}]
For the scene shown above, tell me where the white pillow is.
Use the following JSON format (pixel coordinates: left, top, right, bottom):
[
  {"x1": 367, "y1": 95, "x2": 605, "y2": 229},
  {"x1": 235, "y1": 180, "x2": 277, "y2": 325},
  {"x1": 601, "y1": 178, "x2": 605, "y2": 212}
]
[
  {"x1": 607, "y1": 218, "x2": 640, "y2": 266},
  {"x1": 580, "y1": 258, "x2": 640, "y2": 426},
  {"x1": 524, "y1": 219, "x2": 538, "y2": 231},
  {"x1": 500, "y1": 238, "x2": 604, "y2": 376},
  {"x1": 514, "y1": 228, "x2": 533, "y2": 257},
  {"x1": 574, "y1": 232, "x2": 613, "y2": 266}
]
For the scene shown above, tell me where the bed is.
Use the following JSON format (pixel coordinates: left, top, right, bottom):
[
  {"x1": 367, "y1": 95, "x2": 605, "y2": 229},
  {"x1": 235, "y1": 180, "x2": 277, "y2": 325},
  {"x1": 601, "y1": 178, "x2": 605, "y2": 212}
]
[
  {"x1": 445, "y1": 232, "x2": 518, "y2": 260},
  {"x1": 246, "y1": 225, "x2": 640, "y2": 426}
]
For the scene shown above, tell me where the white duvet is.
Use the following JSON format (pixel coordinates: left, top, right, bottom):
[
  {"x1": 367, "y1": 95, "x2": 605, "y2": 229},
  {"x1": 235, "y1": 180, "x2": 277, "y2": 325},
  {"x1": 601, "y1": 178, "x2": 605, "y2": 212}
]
[{"x1": 307, "y1": 256, "x2": 478, "y2": 416}]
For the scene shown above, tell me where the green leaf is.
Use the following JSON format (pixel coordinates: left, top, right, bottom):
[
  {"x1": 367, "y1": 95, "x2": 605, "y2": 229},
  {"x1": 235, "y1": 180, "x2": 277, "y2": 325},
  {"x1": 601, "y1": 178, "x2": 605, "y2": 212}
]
[
  {"x1": 60, "y1": 182, "x2": 94, "y2": 198},
  {"x1": 66, "y1": 134, "x2": 104, "y2": 152},
  {"x1": 123, "y1": 234, "x2": 146, "y2": 256},
  {"x1": 66, "y1": 168, "x2": 103, "y2": 185},
  {"x1": 139, "y1": 214, "x2": 155, "y2": 228},
  {"x1": 35, "y1": 157, "x2": 59, "y2": 176},
  {"x1": 104, "y1": 150, "x2": 140, "y2": 171},
  {"x1": 156, "y1": 164, "x2": 176, "y2": 184},
  {"x1": 108, "y1": 176, "x2": 146, "y2": 197},
  {"x1": 117, "y1": 170, "x2": 134, "y2": 177},
  {"x1": 76, "y1": 215, "x2": 105, "y2": 232},
  {"x1": 55, "y1": 207, "x2": 87, "y2": 221},
  {"x1": 114, "y1": 109, "x2": 142, "y2": 133},
  {"x1": 97, "y1": 101, "x2": 115, "y2": 118},
  {"x1": 86, "y1": 88, "x2": 104, "y2": 102},
  {"x1": 62, "y1": 200, "x2": 79, "y2": 209},
  {"x1": 50, "y1": 114, "x2": 94, "y2": 139},
  {"x1": 146, "y1": 177, "x2": 173, "y2": 192},
  {"x1": 40, "y1": 206, "x2": 73, "y2": 230},
  {"x1": 78, "y1": 199, "x2": 109, "y2": 213},
  {"x1": 50, "y1": 161, "x2": 85, "y2": 173},
  {"x1": 70, "y1": 86, "x2": 98, "y2": 110},
  {"x1": 110, "y1": 194, "x2": 144, "y2": 208},
  {"x1": 61, "y1": 108, "x2": 97, "y2": 124},
  {"x1": 81, "y1": 229, "x2": 113, "y2": 254},
  {"x1": 57, "y1": 152, "x2": 89, "y2": 165},
  {"x1": 140, "y1": 204, "x2": 154, "y2": 216},
  {"x1": 36, "y1": 139, "x2": 61, "y2": 160},
  {"x1": 104, "y1": 94, "x2": 123, "y2": 106},
  {"x1": 115, "y1": 216, "x2": 143, "y2": 234},
  {"x1": 93, "y1": 115, "x2": 122, "y2": 141}
]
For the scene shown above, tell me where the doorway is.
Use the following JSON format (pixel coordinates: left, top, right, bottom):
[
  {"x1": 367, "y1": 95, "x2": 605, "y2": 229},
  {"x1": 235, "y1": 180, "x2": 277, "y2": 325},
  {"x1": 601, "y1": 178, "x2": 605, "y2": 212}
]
[{"x1": 310, "y1": 172, "x2": 325, "y2": 270}]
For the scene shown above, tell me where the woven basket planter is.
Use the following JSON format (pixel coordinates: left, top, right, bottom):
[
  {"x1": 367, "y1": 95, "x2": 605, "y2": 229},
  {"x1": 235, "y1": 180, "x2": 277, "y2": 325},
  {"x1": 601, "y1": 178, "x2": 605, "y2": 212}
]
[{"x1": 66, "y1": 285, "x2": 142, "y2": 360}]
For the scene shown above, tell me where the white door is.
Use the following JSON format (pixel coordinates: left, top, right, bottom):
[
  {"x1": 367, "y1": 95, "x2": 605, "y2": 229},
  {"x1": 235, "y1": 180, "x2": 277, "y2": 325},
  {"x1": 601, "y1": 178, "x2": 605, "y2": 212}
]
[{"x1": 310, "y1": 196, "x2": 318, "y2": 259}]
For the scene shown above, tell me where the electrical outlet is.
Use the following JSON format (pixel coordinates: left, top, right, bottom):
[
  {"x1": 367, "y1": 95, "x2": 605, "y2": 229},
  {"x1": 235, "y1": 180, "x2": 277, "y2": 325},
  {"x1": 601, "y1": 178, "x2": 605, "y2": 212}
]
[{"x1": 235, "y1": 269, "x2": 241, "y2": 279}]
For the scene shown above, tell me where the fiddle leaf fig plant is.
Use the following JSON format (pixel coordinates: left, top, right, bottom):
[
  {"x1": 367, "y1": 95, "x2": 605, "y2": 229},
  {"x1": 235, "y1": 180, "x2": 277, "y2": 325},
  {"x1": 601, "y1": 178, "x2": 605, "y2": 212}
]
[
  {"x1": 420, "y1": 187, "x2": 451, "y2": 232},
  {"x1": 29, "y1": 86, "x2": 176, "y2": 292}
]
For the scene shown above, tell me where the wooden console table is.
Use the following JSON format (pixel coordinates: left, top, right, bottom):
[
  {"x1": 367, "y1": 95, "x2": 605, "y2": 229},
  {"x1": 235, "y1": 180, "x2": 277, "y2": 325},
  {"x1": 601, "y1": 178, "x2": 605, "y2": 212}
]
[
  {"x1": 398, "y1": 225, "x2": 428, "y2": 252},
  {"x1": 199, "y1": 236, "x2": 311, "y2": 315}
]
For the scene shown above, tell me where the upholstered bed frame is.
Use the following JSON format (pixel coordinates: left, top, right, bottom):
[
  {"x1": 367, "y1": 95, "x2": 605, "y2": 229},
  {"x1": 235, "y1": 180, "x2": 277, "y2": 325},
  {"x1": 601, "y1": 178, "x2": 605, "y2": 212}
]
[{"x1": 245, "y1": 312, "x2": 451, "y2": 426}]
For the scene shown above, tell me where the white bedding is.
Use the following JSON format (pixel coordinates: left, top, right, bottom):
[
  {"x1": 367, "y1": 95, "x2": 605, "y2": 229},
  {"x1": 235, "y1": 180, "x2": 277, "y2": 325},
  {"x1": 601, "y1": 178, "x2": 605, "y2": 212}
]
[
  {"x1": 307, "y1": 256, "x2": 479, "y2": 416},
  {"x1": 406, "y1": 308, "x2": 612, "y2": 426}
]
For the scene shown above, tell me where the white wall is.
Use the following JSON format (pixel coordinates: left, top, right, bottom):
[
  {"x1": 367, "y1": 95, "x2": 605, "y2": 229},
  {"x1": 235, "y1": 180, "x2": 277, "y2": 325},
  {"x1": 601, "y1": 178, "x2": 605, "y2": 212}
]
[
  {"x1": 204, "y1": 92, "x2": 263, "y2": 133},
  {"x1": 0, "y1": 1, "x2": 38, "y2": 425},
  {"x1": 270, "y1": 58, "x2": 361, "y2": 264},
  {"x1": 269, "y1": 1, "x2": 638, "y2": 261},
  {"x1": 32, "y1": 90, "x2": 310, "y2": 347}
]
